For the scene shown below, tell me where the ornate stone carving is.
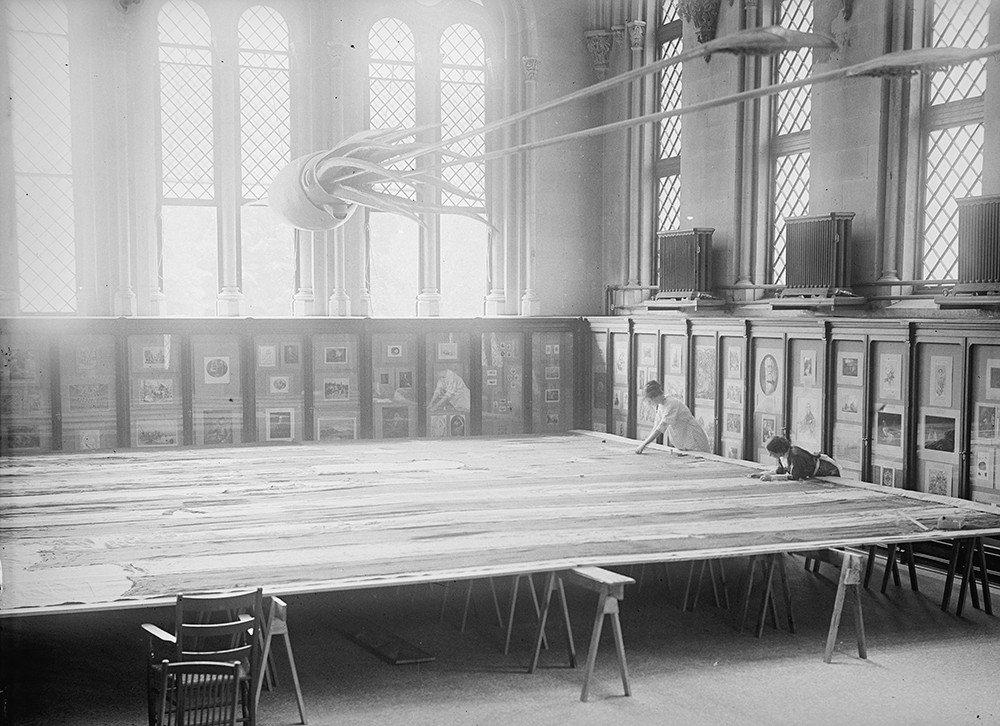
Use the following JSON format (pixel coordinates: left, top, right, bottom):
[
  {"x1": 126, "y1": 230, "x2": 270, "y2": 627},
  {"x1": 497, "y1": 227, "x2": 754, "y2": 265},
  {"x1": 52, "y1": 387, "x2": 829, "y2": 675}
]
[
  {"x1": 522, "y1": 56, "x2": 539, "y2": 82},
  {"x1": 678, "y1": 0, "x2": 723, "y2": 44},
  {"x1": 626, "y1": 20, "x2": 646, "y2": 50},
  {"x1": 584, "y1": 30, "x2": 613, "y2": 80},
  {"x1": 117, "y1": 0, "x2": 142, "y2": 11},
  {"x1": 612, "y1": 25, "x2": 626, "y2": 45}
]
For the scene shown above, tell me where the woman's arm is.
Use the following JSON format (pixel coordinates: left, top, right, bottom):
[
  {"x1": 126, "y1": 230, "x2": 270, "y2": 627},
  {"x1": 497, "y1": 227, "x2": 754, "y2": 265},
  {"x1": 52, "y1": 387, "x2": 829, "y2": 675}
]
[{"x1": 635, "y1": 422, "x2": 667, "y2": 454}]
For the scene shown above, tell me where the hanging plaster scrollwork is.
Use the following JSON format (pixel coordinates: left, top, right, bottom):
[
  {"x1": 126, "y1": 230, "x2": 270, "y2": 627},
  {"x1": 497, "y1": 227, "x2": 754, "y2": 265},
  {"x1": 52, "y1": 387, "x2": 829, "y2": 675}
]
[
  {"x1": 585, "y1": 30, "x2": 613, "y2": 80},
  {"x1": 522, "y1": 56, "x2": 539, "y2": 82}
]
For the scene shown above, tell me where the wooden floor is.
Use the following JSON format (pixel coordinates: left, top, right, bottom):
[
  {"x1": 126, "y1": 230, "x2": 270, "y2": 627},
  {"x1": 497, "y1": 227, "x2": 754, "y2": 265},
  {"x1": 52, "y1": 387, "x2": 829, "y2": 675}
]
[{"x1": 2, "y1": 431, "x2": 999, "y2": 616}]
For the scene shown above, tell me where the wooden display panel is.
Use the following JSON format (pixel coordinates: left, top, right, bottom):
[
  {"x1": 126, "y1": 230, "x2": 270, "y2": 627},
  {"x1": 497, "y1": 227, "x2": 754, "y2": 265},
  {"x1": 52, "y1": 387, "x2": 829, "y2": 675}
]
[
  {"x1": 831, "y1": 339, "x2": 865, "y2": 480},
  {"x1": 532, "y1": 330, "x2": 573, "y2": 434},
  {"x1": 59, "y1": 334, "x2": 117, "y2": 451},
  {"x1": 482, "y1": 331, "x2": 524, "y2": 436},
  {"x1": 752, "y1": 338, "x2": 784, "y2": 463},
  {"x1": 426, "y1": 333, "x2": 472, "y2": 438},
  {"x1": 789, "y1": 338, "x2": 824, "y2": 455},
  {"x1": 371, "y1": 333, "x2": 417, "y2": 439},
  {"x1": 128, "y1": 334, "x2": 182, "y2": 448},
  {"x1": 610, "y1": 333, "x2": 629, "y2": 437},
  {"x1": 969, "y1": 343, "x2": 1000, "y2": 506},
  {"x1": 720, "y1": 336, "x2": 745, "y2": 460},
  {"x1": 198, "y1": 335, "x2": 245, "y2": 446},
  {"x1": 869, "y1": 340, "x2": 907, "y2": 488},
  {"x1": 590, "y1": 332, "x2": 608, "y2": 433},
  {"x1": 313, "y1": 333, "x2": 361, "y2": 442},
  {"x1": 692, "y1": 336, "x2": 717, "y2": 453},
  {"x1": 1, "y1": 333, "x2": 53, "y2": 454},
  {"x1": 634, "y1": 333, "x2": 659, "y2": 443}
]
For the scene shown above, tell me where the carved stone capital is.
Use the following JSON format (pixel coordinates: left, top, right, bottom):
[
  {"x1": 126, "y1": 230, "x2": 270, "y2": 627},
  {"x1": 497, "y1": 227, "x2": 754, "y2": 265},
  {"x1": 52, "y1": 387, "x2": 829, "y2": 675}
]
[
  {"x1": 612, "y1": 25, "x2": 626, "y2": 45},
  {"x1": 522, "y1": 56, "x2": 539, "y2": 82},
  {"x1": 679, "y1": 0, "x2": 723, "y2": 44},
  {"x1": 626, "y1": 20, "x2": 646, "y2": 50},
  {"x1": 584, "y1": 29, "x2": 613, "y2": 80}
]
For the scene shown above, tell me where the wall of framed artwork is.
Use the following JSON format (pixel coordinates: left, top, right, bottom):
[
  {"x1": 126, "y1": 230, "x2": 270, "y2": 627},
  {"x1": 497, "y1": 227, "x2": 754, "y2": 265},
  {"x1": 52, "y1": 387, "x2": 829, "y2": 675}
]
[
  {"x1": 128, "y1": 334, "x2": 182, "y2": 449},
  {"x1": 59, "y1": 334, "x2": 117, "y2": 451},
  {"x1": 483, "y1": 331, "x2": 525, "y2": 436},
  {"x1": 427, "y1": 332, "x2": 471, "y2": 437},
  {"x1": 196, "y1": 335, "x2": 244, "y2": 446},
  {"x1": 969, "y1": 342, "x2": 1000, "y2": 506},
  {"x1": 532, "y1": 330, "x2": 574, "y2": 435},
  {"x1": 313, "y1": 333, "x2": 360, "y2": 442},
  {"x1": 752, "y1": 337, "x2": 784, "y2": 464},
  {"x1": 0, "y1": 332, "x2": 53, "y2": 454},
  {"x1": 371, "y1": 333, "x2": 418, "y2": 439},
  {"x1": 720, "y1": 336, "x2": 746, "y2": 460}
]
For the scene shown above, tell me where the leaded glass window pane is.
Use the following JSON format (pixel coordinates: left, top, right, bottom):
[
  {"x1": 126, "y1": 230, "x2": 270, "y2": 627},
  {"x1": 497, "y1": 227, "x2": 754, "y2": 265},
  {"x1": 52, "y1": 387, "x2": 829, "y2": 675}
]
[
  {"x1": 772, "y1": 152, "x2": 811, "y2": 285},
  {"x1": 929, "y1": 0, "x2": 988, "y2": 106},
  {"x1": 923, "y1": 124, "x2": 984, "y2": 281},
  {"x1": 369, "y1": 18, "x2": 416, "y2": 200},
  {"x1": 658, "y1": 36, "x2": 682, "y2": 161},
  {"x1": 7, "y1": 0, "x2": 75, "y2": 313},
  {"x1": 774, "y1": 0, "x2": 812, "y2": 136},
  {"x1": 239, "y1": 5, "x2": 290, "y2": 202},
  {"x1": 159, "y1": 0, "x2": 213, "y2": 201},
  {"x1": 440, "y1": 24, "x2": 486, "y2": 207}
]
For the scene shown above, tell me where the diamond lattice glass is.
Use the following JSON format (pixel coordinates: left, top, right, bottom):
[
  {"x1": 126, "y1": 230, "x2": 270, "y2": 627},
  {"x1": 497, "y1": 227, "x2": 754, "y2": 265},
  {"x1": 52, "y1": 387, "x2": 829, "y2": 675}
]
[
  {"x1": 159, "y1": 0, "x2": 214, "y2": 201},
  {"x1": 922, "y1": 124, "x2": 984, "y2": 281},
  {"x1": 239, "y1": 6, "x2": 290, "y2": 201},
  {"x1": 929, "y1": 0, "x2": 988, "y2": 106},
  {"x1": 369, "y1": 18, "x2": 416, "y2": 199},
  {"x1": 772, "y1": 152, "x2": 810, "y2": 285},
  {"x1": 7, "y1": 0, "x2": 75, "y2": 312},
  {"x1": 440, "y1": 24, "x2": 486, "y2": 207}
]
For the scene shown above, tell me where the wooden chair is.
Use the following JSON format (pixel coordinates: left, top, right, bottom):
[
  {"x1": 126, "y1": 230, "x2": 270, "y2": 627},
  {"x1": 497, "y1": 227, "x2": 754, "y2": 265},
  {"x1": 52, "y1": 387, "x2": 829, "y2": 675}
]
[
  {"x1": 155, "y1": 660, "x2": 242, "y2": 726},
  {"x1": 143, "y1": 589, "x2": 263, "y2": 726}
]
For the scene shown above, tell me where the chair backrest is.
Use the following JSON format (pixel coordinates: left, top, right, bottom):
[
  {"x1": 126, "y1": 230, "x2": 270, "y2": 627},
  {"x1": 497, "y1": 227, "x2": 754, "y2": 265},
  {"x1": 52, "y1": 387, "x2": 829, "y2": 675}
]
[
  {"x1": 173, "y1": 588, "x2": 263, "y2": 724},
  {"x1": 157, "y1": 659, "x2": 241, "y2": 726}
]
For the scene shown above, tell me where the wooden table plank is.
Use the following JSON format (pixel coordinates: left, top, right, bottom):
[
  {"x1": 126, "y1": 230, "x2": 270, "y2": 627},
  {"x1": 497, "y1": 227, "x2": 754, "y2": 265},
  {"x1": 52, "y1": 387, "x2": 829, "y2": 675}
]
[{"x1": 3, "y1": 432, "x2": 1000, "y2": 616}]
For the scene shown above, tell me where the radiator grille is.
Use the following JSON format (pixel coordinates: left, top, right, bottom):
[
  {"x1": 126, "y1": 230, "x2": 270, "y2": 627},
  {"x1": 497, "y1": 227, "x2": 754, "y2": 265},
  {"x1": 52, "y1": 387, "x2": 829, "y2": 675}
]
[
  {"x1": 955, "y1": 195, "x2": 1000, "y2": 294},
  {"x1": 782, "y1": 212, "x2": 854, "y2": 296},
  {"x1": 656, "y1": 228, "x2": 713, "y2": 299}
]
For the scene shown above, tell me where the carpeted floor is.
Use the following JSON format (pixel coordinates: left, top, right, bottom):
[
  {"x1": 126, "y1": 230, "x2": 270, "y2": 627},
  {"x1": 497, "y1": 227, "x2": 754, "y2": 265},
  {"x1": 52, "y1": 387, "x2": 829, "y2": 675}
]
[{"x1": 3, "y1": 555, "x2": 998, "y2": 726}]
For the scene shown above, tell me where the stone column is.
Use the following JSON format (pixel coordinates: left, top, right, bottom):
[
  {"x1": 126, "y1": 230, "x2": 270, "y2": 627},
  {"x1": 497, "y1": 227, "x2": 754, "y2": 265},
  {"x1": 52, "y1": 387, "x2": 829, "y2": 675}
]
[
  {"x1": 327, "y1": 41, "x2": 351, "y2": 315},
  {"x1": 626, "y1": 19, "x2": 646, "y2": 288},
  {"x1": 110, "y1": 19, "x2": 137, "y2": 316},
  {"x1": 519, "y1": 55, "x2": 541, "y2": 316},
  {"x1": 214, "y1": 22, "x2": 244, "y2": 316}
]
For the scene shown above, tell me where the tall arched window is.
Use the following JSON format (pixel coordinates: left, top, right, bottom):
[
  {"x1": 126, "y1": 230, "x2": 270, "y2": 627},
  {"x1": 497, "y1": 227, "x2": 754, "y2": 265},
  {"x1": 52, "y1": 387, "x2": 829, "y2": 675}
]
[
  {"x1": 769, "y1": 0, "x2": 812, "y2": 285},
  {"x1": 158, "y1": 0, "x2": 216, "y2": 316},
  {"x1": 366, "y1": 10, "x2": 490, "y2": 317},
  {"x1": 367, "y1": 17, "x2": 419, "y2": 317},
  {"x1": 5, "y1": 0, "x2": 75, "y2": 313},
  {"x1": 239, "y1": 5, "x2": 292, "y2": 316},
  {"x1": 439, "y1": 22, "x2": 487, "y2": 318},
  {"x1": 656, "y1": 0, "x2": 683, "y2": 239},
  {"x1": 920, "y1": 0, "x2": 989, "y2": 282}
]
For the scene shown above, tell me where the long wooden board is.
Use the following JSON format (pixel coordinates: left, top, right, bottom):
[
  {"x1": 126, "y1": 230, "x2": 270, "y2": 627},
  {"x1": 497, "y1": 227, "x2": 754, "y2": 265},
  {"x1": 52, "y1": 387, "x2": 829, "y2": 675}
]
[{"x1": 2, "y1": 432, "x2": 999, "y2": 616}]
